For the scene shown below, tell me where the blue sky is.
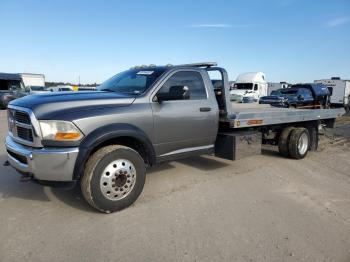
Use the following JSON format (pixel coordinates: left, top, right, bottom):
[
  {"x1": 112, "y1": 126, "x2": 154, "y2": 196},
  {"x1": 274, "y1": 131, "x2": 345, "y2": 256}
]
[{"x1": 0, "y1": 0, "x2": 349, "y2": 84}]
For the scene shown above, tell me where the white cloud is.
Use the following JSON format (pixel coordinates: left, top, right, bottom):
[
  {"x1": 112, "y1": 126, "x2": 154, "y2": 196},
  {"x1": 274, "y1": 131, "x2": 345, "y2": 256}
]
[
  {"x1": 187, "y1": 24, "x2": 258, "y2": 28},
  {"x1": 326, "y1": 16, "x2": 350, "y2": 28}
]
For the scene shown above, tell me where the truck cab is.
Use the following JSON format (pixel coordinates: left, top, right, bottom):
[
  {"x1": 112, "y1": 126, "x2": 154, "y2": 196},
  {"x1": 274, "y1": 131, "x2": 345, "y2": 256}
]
[{"x1": 230, "y1": 72, "x2": 268, "y2": 102}]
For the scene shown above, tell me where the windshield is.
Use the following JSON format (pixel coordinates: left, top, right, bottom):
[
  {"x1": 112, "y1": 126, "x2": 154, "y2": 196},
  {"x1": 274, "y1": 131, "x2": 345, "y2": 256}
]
[
  {"x1": 234, "y1": 83, "x2": 253, "y2": 90},
  {"x1": 30, "y1": 86, "x2": 45, "y2": 91},
  {"x1": 271, "y1": 90, "x2": 282, "y2": 96},
  {"x1": 0, "y1": 80, "x2": 21, "y2": 91},
  {"x1": 98, "y1": 68, "x2": 166, "y2": 95},
  {"x1": 281, "y1": 89, "x2": 298, "y2": 96}
]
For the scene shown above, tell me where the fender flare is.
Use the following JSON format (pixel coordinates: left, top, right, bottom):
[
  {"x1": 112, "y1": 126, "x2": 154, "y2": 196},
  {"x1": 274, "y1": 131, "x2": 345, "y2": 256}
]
[{"x1": 73, "y1": 123, "x2": 155, "y2": 180}]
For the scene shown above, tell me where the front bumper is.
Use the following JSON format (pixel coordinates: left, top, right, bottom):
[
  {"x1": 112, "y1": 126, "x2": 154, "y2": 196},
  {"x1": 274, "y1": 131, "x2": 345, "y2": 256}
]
[{"x1": 5, "y1": 135, "x2": 79, "y2": 181}]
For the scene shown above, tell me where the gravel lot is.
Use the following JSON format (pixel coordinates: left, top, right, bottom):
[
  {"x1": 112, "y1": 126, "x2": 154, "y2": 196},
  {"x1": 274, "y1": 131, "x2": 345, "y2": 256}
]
[{"x1": 0, "y1": 110, "x2": 349, "y2": 262}]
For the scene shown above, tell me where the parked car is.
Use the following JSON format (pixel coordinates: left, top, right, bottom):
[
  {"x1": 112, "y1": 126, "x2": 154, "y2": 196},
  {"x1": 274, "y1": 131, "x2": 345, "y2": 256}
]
[
  {"x1": 259, "y1": 84, "x2": 330, "y2": 109},
  {"x1": 78, "y1": 87, "x2": 96, "y2": 91}
]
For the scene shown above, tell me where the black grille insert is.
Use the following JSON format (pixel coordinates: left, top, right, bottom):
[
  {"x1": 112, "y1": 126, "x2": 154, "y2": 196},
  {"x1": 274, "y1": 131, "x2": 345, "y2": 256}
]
[
  {"x1": 7, "y1": 150, "x2": 28, "y2": 164},
  {"x1": 15, "y1": 111, "x2": 31, "y2": 124},
  {"x1": 17, "y1": 126, "x2": 34, "y2": 142}
]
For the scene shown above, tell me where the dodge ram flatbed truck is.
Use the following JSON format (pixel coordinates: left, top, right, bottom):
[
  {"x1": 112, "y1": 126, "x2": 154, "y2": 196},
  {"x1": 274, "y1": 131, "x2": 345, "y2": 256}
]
[{"x1": 4, "y1": 62, "x2": 344, "y2": 213}]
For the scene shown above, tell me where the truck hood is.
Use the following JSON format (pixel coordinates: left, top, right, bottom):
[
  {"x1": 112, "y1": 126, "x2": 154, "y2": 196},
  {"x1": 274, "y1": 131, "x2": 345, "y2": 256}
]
[{"x1": 9, "y1": 91, "x2": 136, "y2": 119}]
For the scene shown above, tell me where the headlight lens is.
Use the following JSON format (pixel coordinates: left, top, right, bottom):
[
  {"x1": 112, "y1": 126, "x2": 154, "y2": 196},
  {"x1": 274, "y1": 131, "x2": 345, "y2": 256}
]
[{"x1": 39, "y1": 120, "x2": 83, "y2": 141}]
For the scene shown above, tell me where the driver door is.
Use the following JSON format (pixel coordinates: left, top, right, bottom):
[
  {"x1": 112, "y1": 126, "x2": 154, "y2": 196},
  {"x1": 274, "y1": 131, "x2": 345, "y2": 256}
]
[{"x1": 151, "y1": 70, "x2": 218, "y2": 157}]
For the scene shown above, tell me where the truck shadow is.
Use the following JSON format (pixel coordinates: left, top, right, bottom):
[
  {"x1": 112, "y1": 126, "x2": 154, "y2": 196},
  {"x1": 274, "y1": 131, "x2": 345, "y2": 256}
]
[
  {"x1": 0, "y1": 153, "x2": 51, "y2": 202},
  {"x1": 0, "y1": 174, "x2": 51, "y2": 202},
  {"x1": 177, "y1": 155, "x2": 230, "y2": 171},
  {"x1": 261, "y1": 148, "x2": 282, "y2": 158},
  {"x1": 0, "y1": 151, "x2": 281, "y2": 213},
  {"x1": 147, "y1": 162, "x2": 176, "y2": 174},
  {"x1": 50, "y1": 186, "x2": 97, "y2": 213}
]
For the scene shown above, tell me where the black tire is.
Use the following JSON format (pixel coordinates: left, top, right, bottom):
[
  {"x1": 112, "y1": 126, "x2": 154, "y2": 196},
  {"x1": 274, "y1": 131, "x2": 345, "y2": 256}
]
[
  {"x1": 278, "y1": 127, "x2": 294, "y2": 157},
  {"x1": 288, "y1": 128, "x2": 310, "y2": 159},
  {"x1": 307, "y1": 125, "x2": 318, "y2": 151},
  {"x1": 345, "y1": 101, "x2": 350, "y2": 113},
  {"x1": 0, "y1": 101, "x2": 6, "y2": 110},
  {"x1": 81, "y1": 145, "x2": 146, "y2": 213}
]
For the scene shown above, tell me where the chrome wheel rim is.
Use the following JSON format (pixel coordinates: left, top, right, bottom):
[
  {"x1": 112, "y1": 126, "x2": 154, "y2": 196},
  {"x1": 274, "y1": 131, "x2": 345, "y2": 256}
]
[
  {"x1": 100, "y1": 159, "x2": 136, "y2": 201},
  {"x1": 297, "y1": 133, "x2": 309, "y2": 155}
]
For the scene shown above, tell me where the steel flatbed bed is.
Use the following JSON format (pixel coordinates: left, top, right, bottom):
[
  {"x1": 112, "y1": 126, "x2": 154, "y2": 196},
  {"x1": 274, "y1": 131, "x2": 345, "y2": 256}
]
[{"x1": 220, "y1": 103, "x2": 345, "y2": 129}]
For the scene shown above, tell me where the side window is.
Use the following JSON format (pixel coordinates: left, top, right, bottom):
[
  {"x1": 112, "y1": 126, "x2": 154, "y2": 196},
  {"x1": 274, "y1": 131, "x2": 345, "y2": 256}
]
[
  {"x1": 302, "y1": 89, "x2": 313, "y2": 98},
  {"x1": 158, "y1": 71, "x2": 207, "y2": 100},
  {"x1": 254, "y1": 84, "x2": 258, "y2": 91}
]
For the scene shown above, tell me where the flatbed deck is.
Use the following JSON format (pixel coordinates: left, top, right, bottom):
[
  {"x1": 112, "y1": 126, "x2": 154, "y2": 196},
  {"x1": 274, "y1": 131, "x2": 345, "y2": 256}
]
[{"x1": 221, "y1": 103, "x2": 345, "y2": 128}]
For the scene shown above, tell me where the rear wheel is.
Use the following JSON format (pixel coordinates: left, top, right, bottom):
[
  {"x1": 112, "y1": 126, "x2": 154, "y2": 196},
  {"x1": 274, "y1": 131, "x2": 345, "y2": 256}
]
[
  {"x1": 81, "y1": 145, "x2": 146, "y2": 213},
  {"x1": 288, "y1": 128, "x2": 310, "y2": 159},
  {"x1": 278, "y1": 127, "x2": 294, "y2": 157}
]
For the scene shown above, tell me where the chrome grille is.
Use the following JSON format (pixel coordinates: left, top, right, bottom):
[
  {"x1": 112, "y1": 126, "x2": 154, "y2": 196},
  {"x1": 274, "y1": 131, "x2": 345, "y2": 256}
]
[{"x1": 8, "y1": 108, "x2": 36, "y2": 145}]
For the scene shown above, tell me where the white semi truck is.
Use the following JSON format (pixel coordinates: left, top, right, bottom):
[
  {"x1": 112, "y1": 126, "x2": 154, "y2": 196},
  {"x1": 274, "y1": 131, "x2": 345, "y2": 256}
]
[
  {"x1": 230, "y1": 72, "x2": 268, "y2": 102},
  {"x1": 314, "y1": 77, "x2": 350, "y2": 112}
]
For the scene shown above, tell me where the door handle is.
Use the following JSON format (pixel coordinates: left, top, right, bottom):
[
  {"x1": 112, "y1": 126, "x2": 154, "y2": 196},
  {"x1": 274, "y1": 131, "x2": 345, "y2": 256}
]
[{"x1": 200, "y1": 107, "x2": 211, "y2": 112}]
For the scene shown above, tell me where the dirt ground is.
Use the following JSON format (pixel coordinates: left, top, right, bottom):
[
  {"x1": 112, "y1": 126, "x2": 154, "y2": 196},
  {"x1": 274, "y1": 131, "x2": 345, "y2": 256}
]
[{"x1": 0, "y1": 110, "x2": 349, "y2": 262}]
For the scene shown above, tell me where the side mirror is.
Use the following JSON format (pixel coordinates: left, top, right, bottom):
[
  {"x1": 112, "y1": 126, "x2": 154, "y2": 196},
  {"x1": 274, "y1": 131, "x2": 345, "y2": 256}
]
[
  {"x1": 298, "y1": 94, "x2": 304, "y2": 100},
  {"x1": 156, "y1": 86, "x2": 190, "y2": 103}
]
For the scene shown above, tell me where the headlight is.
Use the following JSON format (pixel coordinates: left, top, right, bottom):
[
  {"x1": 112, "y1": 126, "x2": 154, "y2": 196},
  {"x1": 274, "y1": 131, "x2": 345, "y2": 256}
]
[{"x1": 39, "y1": 120, "x2": 83, "y2": 141}]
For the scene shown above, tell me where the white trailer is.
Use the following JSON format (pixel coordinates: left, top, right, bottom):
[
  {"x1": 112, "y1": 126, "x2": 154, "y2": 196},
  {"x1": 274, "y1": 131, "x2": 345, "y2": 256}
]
[
  {"x1": 230, "y1": 72, "x2": 268, "y2": 102},
  {"x1": 314, "y1": 77, "x2": 350, "y2": 112},
  {"x1": 20, "y1": 73, "x2": 45, "y2": 87}
]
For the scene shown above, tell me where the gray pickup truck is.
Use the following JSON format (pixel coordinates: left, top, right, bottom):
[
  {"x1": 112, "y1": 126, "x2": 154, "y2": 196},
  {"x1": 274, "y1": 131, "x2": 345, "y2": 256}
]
[{"x1": 4, "y1": 63, "x2": 344, "y2": 213}]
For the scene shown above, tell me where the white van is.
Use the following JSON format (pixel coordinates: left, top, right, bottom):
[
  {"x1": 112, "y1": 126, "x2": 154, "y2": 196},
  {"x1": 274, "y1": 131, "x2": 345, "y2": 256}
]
[{"x1": 230, "y1": 72, "x2": 268, "y2": 102}]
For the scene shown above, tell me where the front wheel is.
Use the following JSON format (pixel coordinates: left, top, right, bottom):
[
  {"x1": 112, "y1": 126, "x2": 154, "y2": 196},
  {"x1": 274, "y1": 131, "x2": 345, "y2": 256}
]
[
  {"x1": 81, "y1": 145, "x2": 146, "y2": 213},
  {"x1": 288, "y1": 128, "x2": 310, "y2": 159}
]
